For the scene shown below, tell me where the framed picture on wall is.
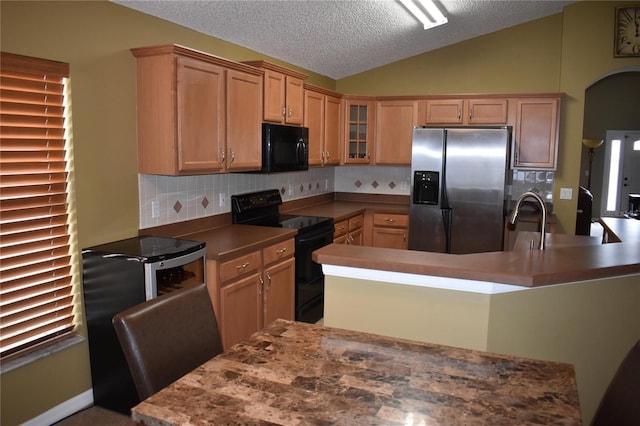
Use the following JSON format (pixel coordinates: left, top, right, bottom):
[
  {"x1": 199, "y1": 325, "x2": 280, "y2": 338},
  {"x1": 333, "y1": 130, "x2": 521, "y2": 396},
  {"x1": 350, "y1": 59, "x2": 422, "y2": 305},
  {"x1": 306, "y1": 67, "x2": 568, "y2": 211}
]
[{"x1": 614, "y1": 6, "x2": 640, "y2": 57}]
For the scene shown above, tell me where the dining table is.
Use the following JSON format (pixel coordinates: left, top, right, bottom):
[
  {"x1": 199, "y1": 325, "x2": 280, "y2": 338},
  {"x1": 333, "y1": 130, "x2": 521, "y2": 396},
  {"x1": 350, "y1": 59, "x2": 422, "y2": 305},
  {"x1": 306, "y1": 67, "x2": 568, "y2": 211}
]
[{"x1": 131, "y1": 319, "x2": 581, "y2": 425}]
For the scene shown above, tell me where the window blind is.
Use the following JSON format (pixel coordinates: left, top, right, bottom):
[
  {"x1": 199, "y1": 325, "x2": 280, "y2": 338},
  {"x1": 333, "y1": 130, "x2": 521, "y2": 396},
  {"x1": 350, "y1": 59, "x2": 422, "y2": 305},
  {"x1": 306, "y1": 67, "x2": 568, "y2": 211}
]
[{"x1": 0, "y1": 52, "x2": 76, "y2": 362}]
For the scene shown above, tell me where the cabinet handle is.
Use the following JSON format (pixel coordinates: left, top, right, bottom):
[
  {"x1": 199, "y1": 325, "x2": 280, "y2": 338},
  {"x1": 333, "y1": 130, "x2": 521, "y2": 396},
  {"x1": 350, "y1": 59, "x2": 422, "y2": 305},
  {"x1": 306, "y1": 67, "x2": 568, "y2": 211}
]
[
  {"x1": 288, "y1": 107, "x2": 292, "y2": 118},
  {"x1": 403, "y1": 233, "x2": 407, "y2": 242},
  {"x1": 266, "y1": 272, "x2": 272, "y2": 291},
  {"x1": 276, "y1": 247, "x2": 287, "y2": 255},
  {"x1": 326, "y1": 151, "x2": 330, "y2": 162},
  {"x1": 229, "y1": 148, "x2": 235, "y2": 165},
  {"x1": 354, "y1": 220, "x2": 360, "y2": 225},
  {"x1": 469, "y1": 110, "x2": 472, "y2": 120},
  {"x1": 236, "y1": 262, "x2": 250, "y2": 270},
  {"x1": 514, "y1": 144, "x2": 519, "y2": 165},
  {"x1": 384, "y1": 218, "x2": 396, "y2": 223},
  {"x1": 258, "y1": 275, "x2": 264, "y2": 295},
  {"x1": 219, "y1": 147, "x2": 226, "y2": 165},
  {"x1": 282, "y1": 105, "x2": 286, "y2": 118},
  {"x1": 458, "y1": 109, "x2": 461, "y2": 120}
]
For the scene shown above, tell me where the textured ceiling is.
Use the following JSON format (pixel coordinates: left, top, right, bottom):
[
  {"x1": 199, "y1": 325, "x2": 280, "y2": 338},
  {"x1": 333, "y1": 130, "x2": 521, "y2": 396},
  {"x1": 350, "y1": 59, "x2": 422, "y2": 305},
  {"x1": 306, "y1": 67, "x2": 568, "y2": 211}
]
[{"x1": 113, "y1": 0, "x2": 574, "y2": 79}]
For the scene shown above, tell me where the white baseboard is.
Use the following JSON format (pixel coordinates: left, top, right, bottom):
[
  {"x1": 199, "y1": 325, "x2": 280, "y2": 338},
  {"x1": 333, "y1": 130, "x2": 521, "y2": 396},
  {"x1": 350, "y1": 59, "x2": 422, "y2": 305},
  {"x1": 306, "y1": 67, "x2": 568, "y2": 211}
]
[{"x1": 22, "y1": 389, "x2": 93, "y2": 426}]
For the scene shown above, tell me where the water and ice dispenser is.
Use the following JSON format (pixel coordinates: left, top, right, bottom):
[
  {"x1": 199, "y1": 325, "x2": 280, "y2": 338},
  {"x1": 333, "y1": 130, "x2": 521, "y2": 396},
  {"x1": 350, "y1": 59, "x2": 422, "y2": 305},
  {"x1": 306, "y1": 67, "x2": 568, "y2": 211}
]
[{"x1": 413, "y1": 171, "x2": 440, "y2": 205}]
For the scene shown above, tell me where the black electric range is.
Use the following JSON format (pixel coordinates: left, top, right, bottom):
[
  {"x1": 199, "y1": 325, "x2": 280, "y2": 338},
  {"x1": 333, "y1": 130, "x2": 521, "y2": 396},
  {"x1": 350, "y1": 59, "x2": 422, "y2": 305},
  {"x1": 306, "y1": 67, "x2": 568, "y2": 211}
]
[{"x1": 231, "y1": 189, "x2": 333, "y2": 323}]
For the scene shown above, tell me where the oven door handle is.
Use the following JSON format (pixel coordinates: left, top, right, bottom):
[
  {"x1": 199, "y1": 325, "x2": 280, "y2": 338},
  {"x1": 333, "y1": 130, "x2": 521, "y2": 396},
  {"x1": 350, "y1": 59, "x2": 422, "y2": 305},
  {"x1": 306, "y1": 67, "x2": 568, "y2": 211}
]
[{"x1": 297, "y1": 232, "x2": 331, "y2": 245}]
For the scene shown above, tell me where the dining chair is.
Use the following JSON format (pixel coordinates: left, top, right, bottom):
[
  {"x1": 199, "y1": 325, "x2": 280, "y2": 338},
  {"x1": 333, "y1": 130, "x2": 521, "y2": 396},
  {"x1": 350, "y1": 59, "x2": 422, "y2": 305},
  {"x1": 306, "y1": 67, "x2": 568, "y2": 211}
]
[
  {"x1": 112, "y1": 282, "x2": 223, "y2": 401},
  {"x1": 591, "y1": 339, "x2": 640, "y2": 426}
]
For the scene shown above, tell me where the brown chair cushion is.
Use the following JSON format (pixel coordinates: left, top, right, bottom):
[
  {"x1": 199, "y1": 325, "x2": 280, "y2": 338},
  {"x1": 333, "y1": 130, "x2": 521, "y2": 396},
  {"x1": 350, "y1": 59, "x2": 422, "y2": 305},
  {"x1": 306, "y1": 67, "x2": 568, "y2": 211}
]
[
  {"x1": 591, "y1": 339, "x2": 640, "y2": 426},
  {"x1": 112, "y1": 283, "x2": 223, "y2": 401}
]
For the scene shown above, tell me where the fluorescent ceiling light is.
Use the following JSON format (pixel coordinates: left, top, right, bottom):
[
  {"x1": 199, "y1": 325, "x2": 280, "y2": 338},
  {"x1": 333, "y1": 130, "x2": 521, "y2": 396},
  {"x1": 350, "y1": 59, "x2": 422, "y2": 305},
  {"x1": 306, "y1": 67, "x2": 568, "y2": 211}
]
[{"x1": 399, "y1": 0, "x2": 448, "y2": 30}]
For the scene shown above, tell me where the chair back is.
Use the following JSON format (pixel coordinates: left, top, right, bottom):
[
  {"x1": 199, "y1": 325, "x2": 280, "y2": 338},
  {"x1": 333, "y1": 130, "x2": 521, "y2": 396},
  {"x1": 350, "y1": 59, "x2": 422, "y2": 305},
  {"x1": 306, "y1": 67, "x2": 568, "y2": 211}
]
[
  {"x1": 112, "y1": 283, "x2": 223, "y2": 400},
  {"x1": 591, "y1": 339, "x2": 640, "y2": 426}
]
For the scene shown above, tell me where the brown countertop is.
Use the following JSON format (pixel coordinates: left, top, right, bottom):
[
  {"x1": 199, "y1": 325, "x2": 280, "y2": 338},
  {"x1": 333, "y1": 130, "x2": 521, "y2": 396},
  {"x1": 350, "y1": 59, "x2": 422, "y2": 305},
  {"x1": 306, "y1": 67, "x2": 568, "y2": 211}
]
[
  {"x1": 599, "y1": 217, "x2": 640, "y2": 243},
  {"x1": 131, "y1": 319, "x2": 581, "y2": 425},
  {"x1": 184, "y1": 224, "x2": 297, "y2": 261},
  {"x1": 512, "y1": 231, "x2": 601, "y2": 251},
  {"x1": 313, "y1": 240, "x2": 640, "y2": 287},
  {"x1": 285, "y1": 200, "x2": 408, "y2": 222}
]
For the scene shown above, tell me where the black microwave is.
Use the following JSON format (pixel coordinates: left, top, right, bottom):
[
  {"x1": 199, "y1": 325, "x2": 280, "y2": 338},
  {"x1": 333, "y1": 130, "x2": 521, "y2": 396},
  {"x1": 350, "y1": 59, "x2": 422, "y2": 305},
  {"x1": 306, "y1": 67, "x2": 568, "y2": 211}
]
[{"x1": 261, "y1": 123, "x2": 309, "y2": 173}]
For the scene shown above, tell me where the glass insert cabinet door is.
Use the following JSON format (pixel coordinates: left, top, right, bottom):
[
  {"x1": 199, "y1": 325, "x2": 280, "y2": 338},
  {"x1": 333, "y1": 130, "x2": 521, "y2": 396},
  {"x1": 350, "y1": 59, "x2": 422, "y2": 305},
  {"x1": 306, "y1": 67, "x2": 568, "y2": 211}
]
[{"x1": 345, "y1": 99, "x2": 374, "y2": 163}]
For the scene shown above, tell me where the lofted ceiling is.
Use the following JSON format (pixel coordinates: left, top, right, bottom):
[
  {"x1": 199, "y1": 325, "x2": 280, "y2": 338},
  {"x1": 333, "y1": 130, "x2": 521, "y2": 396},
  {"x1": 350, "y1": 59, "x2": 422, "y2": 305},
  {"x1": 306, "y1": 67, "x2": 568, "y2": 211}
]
[{"x1": 113, "y1": 0, "x2": 575, "y2": 79}]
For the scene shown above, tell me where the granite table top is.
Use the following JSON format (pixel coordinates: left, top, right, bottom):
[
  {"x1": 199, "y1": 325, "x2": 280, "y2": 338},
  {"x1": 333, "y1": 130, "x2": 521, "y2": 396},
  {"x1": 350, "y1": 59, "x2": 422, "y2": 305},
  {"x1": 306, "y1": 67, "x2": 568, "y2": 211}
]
[{"x1": 131, "y1": 320, "x2": 581, "y2": 425}]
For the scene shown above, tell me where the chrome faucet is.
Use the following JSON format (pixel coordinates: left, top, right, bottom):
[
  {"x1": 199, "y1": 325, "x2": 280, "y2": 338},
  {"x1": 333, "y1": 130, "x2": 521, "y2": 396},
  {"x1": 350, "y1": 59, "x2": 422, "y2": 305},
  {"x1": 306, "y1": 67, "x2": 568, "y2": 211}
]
[{"x1": 509, "y1": 191, "x2": 547, "y2": 250}]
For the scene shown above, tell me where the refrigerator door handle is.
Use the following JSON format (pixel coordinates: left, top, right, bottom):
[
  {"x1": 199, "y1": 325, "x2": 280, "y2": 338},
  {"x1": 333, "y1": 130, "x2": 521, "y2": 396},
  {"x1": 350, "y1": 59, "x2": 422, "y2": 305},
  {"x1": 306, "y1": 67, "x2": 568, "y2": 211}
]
[{"x1": 441, "y1": 208, "x2": 452, "y2": 253}]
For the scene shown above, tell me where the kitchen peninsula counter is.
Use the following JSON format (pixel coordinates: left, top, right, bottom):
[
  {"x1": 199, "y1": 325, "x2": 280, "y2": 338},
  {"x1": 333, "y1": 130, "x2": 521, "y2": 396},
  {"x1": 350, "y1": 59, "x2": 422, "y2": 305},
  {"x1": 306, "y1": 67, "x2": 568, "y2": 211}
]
[{"x1": 313, "y1": 238, "x2": 640, "y2": 287}]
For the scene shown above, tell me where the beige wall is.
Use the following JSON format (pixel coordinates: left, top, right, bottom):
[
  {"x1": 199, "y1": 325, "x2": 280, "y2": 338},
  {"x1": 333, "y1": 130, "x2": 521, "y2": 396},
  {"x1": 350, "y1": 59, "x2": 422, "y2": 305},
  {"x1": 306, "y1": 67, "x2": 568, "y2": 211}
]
[
  {"x1": 324, "y1": 273, "x2": 640, "y2": 424},
  {"x1": 2, "y1": 0, "x2": 640, "y2": 423},
  {"x1": 336, "y1": 13, "x2": 563, "y2": 95}
]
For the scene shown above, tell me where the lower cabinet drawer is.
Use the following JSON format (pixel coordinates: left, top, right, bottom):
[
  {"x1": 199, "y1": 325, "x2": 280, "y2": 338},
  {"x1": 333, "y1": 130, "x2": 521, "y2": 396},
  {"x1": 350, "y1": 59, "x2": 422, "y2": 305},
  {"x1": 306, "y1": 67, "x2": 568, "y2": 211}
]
[
  {"x1": 263, "y1": 239, "x2": 295, "y2": 265},
  {"x1": 373, "y1": 213, "x2": 409, "y2": 228},
  {"x1": 219, "y1": 250, "x2": 261, "y2": 283}
]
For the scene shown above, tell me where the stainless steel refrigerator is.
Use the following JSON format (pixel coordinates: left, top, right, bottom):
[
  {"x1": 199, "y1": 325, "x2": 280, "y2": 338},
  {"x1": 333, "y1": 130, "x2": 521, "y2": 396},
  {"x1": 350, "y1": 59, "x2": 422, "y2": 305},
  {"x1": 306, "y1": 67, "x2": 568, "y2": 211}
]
[{"x1": 409, "y1": 126, "x2": 511, "y2": 254}]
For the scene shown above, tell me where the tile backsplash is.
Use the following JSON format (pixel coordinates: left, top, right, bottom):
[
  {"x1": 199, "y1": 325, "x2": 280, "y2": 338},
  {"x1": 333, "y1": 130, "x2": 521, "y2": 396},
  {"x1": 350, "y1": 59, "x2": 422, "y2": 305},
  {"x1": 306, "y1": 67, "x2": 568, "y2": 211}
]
[
  {"x1": 139, "y1": 166, "x2": 554, "y2": 228},
  {"x1": 510, "y1": 170, "x2": 555, "y2": 211},
  {"x1": 139, "y1": 166, "x2": 411, "y2": 228}
]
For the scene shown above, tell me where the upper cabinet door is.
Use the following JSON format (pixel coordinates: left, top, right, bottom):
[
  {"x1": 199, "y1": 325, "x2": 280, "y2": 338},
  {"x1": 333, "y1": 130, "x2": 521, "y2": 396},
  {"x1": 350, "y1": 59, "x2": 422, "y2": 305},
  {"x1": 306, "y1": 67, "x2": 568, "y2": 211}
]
[
  {"x1": 324, "y1": 95, "x2": 342, "y2": 166},
  {"x1": 513, "y1": 97, "x2": 560, "y2": 170},
  {"x1": 375, "y1": 100, "x2": 418, "y2": 165},
  {"x1": 304, "y1": 89, "x2": 325, "y2": 167},
  {"x1": 467, "y1": 99, "x2": 508, "y2": 124},
  {"x1": 344, "y1": 98, "x2": 375, "y2": 164},
  {"x1": 263, "y1": 69, "x2": 286, "y2": 123},
  {"x1": 424, "y1": 99, "x2": 464, "y2": 124},
  {"x1": 226, "y1": 69, "x2": 263, "y2": 171},
  {"x1": 304, "y1": 90, "x2": 324, "y2": 166},
  {"x1": 176, "y1": 56, "x2": 226, "y2": 173},
  {"x1": 284, "y1": 76, "x2": 304, "y2": 125}
]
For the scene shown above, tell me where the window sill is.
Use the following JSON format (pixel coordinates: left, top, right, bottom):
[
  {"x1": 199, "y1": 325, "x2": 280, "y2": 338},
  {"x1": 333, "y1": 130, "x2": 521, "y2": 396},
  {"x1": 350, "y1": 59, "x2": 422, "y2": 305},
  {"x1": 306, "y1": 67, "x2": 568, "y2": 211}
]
[{"x1": 0, "y1": 335, "x2": 86, "y2": 374}]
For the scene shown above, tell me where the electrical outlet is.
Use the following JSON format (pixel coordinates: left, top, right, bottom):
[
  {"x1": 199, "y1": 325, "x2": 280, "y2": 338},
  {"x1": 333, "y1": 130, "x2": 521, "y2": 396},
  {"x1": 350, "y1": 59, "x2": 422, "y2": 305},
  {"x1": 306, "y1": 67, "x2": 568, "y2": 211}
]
[
  {"x1": 219, "y1": 193, "x2": 226, "y2": 207},
  {"x1": 288, "y1": 184, "x2": 293, "y2": 195},
  {"x1": 151, "y1": 201, "x2": 160, "y2": 219},
  {"x1": 324, "y1": 179, "x2": 329, "y2": 190},
  {"x1": 400, "y1": 181, "x2": 408, "y2": 191},
  {"x1": 559, "y1": 188, "x2": 573, "y2": 200}
]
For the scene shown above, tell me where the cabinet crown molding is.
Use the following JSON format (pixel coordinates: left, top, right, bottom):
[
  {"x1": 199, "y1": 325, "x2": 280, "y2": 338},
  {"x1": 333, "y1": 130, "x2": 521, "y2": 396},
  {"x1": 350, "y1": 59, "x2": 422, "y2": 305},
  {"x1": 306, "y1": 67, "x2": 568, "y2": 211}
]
[
  {"x1": 303, "y1": 83, "x2": 342, "y2": 98},
  {"x1": 242, "y1": 60, "x2": 308, "y2": 80},
  {"x1": 131, "y1": 44, "x2": 264, "y2": 76}
]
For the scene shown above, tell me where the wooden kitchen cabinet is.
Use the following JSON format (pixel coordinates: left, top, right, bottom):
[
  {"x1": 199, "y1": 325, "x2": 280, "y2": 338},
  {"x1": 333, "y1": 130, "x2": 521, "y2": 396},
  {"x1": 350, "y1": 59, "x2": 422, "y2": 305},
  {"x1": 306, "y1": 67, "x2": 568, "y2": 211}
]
[
  {"x1": 375, "y1": 99, "x2": 419, "y2": 165},
  {"x1": 263, "y1": 257, "x2": 295, "y2": 325},
  {"x1": 343, "y1": 96, "x2": 375, "y2": 164},
  {"x1": 372, "y1": 213, "x2": 409, "y2": 249},
  {"x1": 423, "y1": 98, "x2": 508, "y2": 125},
  {"x1": 208, "y1": 238, "x2": 295, "y2": 349},
  {"x1": 512, "y1": 97, "x2": 560, "y2": 170},
  {"x1": 304, "y1": 84, "x2": 342, "y2": 166},
  {"x1": 334, "y1": 214, "x2": 364, "y2": 245},
  {"x1": 225, "y1": 69, "x2": 263, "y2": 171},
  {"x1": 243, "y1": 61, "x2": 307, "y2": 125},
  {"x1": 131, "y1": 44, "x2": 264, "y2": 175}
]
